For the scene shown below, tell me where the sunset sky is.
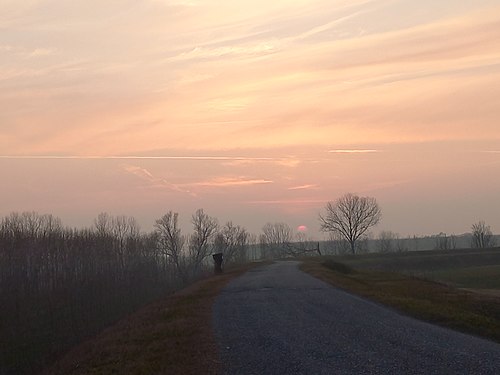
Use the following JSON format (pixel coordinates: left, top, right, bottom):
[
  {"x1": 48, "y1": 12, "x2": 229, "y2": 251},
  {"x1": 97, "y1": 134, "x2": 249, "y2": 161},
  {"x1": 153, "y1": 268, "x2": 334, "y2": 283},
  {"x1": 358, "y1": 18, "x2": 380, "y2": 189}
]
[{"x1": 1, "y1": 0, "x2": 500, "y2": 238}]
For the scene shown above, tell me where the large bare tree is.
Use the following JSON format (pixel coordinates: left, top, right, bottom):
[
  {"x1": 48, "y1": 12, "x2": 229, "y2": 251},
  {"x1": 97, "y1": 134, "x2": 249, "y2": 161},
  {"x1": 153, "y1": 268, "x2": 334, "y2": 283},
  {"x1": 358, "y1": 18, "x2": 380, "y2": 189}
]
[{"x1": 319, "y1": 193, "x2": 381, "y2": 254}]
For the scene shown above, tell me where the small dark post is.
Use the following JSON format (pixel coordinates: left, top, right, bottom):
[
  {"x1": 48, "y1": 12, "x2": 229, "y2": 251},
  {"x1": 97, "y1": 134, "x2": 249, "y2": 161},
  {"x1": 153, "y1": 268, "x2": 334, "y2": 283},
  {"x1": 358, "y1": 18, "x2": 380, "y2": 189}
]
[
  {"x1": 213, "y1": 253, "x2": 223, "y2": 274},
  {"x1": 316, "y1": 242, "x2": 322, "y2": 256}
]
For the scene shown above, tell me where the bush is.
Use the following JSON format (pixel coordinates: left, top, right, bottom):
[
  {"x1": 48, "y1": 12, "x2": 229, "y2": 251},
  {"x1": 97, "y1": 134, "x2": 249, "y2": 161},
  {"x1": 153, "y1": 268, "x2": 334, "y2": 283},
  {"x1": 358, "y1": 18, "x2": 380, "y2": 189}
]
[{"x1": 322, "y1": 259, "x2": 356, "y2": 275}]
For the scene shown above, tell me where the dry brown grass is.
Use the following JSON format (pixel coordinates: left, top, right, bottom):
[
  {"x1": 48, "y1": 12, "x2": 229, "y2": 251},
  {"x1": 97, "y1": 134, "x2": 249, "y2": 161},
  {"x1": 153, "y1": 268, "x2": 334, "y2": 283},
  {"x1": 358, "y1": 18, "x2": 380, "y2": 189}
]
[
  {"x1": 300, "y1": 257, "x2": 500, "y2": 343},
  {"x1": 461, "y1": 288, "x2": 500, "y2": 298},
  {"x1": 41, "y1": 263, "x2": 264, "y2": 375}
]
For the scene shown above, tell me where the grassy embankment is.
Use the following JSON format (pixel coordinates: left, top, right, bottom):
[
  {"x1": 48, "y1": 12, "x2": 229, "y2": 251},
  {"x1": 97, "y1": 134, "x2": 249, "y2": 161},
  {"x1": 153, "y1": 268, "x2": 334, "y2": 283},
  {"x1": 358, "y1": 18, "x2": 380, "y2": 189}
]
[
  {"x1": 42, "y1": 262, "x2": 264, "y2": 375},
  {"x1": 300, "y1": 247, "x2": 500, "y2": 343}
]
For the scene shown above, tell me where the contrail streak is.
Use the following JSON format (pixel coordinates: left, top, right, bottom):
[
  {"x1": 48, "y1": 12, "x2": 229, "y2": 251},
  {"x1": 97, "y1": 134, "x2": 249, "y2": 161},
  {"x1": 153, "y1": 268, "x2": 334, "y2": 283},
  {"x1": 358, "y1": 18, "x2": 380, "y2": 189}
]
[
  {"x1": 328, "y1": 149, "x2": 380, "y2": 153},
  {"x1": 0, "y1": 155, "x2": 276, "y2": 161}
]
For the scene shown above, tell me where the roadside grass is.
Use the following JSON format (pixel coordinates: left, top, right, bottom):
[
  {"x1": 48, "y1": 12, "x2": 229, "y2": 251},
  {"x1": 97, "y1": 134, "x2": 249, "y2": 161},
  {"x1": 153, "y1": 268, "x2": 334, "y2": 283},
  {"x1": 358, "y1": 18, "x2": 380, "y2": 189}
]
[
  {"x1": 300, "y1": 256, "x2": 500, "y2": 344},
  {"x1": 428, "y1": 265, "x2": 500, "y2": 289},
  {"x1": 41, "y1": 262, "x2": 264, "y2": 375}
]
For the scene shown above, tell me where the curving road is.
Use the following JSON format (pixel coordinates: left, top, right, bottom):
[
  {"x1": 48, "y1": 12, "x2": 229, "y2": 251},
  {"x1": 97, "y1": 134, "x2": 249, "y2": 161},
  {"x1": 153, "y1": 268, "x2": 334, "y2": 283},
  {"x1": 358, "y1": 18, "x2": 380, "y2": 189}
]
[{"x1": 213, "y1": 261, "x2": 500, "y2": 375}]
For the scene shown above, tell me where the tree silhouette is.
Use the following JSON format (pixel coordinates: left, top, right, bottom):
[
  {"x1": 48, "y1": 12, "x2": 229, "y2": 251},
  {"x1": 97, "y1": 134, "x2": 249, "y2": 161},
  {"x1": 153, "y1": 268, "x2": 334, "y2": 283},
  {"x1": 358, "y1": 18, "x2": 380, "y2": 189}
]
[{"x1": 320, "y1": 193, "x2": 381, "y2": 254}]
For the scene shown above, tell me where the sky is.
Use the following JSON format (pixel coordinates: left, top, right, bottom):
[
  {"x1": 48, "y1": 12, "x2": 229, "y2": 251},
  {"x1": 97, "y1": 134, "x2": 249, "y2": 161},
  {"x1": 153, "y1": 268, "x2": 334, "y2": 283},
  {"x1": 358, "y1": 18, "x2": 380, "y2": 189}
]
[{"x1": 1, "y1": 0, "x2": 500, "y2": 239}]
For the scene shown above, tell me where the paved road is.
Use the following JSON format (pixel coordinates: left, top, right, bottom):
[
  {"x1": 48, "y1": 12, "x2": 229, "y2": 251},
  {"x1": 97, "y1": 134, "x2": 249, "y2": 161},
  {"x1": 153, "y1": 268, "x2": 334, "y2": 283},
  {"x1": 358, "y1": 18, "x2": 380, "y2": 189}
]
[{"x1": 213, "y1": 261, "x2": 500, "y2": 374}]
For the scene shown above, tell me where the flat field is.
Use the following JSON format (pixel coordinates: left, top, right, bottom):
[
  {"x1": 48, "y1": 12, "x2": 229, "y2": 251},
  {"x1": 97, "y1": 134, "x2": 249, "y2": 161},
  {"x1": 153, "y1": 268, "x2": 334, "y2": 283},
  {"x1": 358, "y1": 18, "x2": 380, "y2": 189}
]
[{"x1": 334, "y1": 247, "x2": 500, "y2": 291}]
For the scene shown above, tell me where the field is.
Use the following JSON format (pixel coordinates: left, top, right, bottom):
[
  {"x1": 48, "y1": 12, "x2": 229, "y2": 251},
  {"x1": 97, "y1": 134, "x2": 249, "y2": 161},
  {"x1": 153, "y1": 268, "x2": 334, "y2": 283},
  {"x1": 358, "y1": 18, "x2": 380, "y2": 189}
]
[
  {"x1": 333, "y1": 247, "x2": 500, "y2": 291},
  {"x1": 300, "y1": 247, "x2": 500, "y2": 343}
]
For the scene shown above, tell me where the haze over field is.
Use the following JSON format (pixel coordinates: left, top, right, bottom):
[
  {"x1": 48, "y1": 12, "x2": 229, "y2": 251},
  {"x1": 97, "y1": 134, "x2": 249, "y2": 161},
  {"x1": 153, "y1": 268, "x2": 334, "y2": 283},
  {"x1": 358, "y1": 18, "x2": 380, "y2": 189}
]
[{"x1": 1, "y1": 0, "x2": 500, "y2": 237}]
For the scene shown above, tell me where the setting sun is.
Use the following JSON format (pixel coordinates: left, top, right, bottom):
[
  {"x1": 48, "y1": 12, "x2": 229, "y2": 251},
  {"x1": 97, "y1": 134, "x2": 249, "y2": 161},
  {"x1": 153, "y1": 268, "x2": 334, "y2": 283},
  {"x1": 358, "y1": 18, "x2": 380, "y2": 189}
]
[{"x1": 297, "y1": 225, "x2": 308, "y2": 232}]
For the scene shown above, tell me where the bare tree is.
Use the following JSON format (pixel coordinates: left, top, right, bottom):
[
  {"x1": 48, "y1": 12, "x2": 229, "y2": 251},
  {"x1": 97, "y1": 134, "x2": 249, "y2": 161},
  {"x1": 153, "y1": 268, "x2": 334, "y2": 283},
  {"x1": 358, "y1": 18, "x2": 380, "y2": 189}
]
[
  {"x1": 395, "y1": 236, "x2": 409, "y2": 252},
  {"x1": 449, "y1": 234, "x2": 457, "y2": 250},
  {"x1": 411, "y1": 235, "x2": 420, "y2": 251},
  {"x1": 154, "y1": 211, "x2": 187, "y2": 281},
  {"x1": 320, "y1": 193, "x2": 382, "y2": 254},
  {"x1": 377, "y1": 231, "x2": 408, "y2": 253},
  {"x1": 111, "y1": 215, "x2": 129, "y2": 270},
  {"x1": 261, "y1": 222, "x2": 292, "y2": 258},
  {"x1": 189, "y1": 209, "x2": 218, "y2": 274},
  {"x1": 378, "y1": 230, "x2": 396, "y2": 253},
  {"x1": 94, "y1": 213, "x2": 142, "y2": 270},
  {"x1": 471, "y1": 221, "x2": 496, "y2": 248},
  {"x1": 214, "y1": 222, "x2": 249, "y2": 265},
  {"x1": 94, "y1": 212, "x2": 112, "y2": 236},
  {"x1": 434, "y1": 232, "x2": 456, "y2": 250}
]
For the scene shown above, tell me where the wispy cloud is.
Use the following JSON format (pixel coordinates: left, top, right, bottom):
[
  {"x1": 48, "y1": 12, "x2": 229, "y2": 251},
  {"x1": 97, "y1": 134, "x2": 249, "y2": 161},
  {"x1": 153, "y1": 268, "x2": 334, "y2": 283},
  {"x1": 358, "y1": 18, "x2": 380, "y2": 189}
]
[
  {"x1": 287, "y1": 184, "x2": 319, "y2": 191},
  {"x1": 155, "y1": 0, "x2": 199, "y2": 6},
  {"x1": 0, "y1": 45, "x2": 15, "y2": 52},
  {"x1": 361, "y1": 179, "x2": 411, "y2": 193},
  {"x1": 221, "y1": 156, "x2": 303, "y2": 168},
  {"x1": 246, "y1": 199, "x2": 325, "y2": 205},
  {"x1": 188, "y1": 177, "x2": 273, "y2": 188},
  {"x1": 3, "y1": 1, "x2": 500, "y2": 155},
  {"x1": 0, "y1": 44, "x2": 57, "y2": 58},
  {"x1": 328, "y1": 149, "x2": 381, "y2": 154},
  {"x1": 29, "y1": 48, "x2": 57, "y2": 57},
  {"x1": 171, "y1": 42, "x2": 278, "y2": 62},
  {"x1": 121, "y1": 164, "x2": 272, "y2": 194},
  {"x1": 121, "y1": 164, "x2": 195, "y2": 196},
  {"x1": 122, "y1": 165, "x2": 155, "y2": 180}
]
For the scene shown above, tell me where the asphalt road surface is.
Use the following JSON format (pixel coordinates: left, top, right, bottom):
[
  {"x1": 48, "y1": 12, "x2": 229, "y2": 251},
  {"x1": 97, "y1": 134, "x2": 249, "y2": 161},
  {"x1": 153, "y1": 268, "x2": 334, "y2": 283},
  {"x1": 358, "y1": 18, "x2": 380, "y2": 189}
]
[{"x1": 213, "y1": 261, "x2": 500, "y2": 375}]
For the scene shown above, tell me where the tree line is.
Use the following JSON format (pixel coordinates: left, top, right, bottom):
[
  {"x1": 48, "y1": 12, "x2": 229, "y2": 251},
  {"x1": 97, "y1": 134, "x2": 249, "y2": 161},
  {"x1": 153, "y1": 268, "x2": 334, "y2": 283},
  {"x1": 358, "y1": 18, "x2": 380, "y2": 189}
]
[{"x1": 0, "y1": 209, "x2": 252, "y2": 375}]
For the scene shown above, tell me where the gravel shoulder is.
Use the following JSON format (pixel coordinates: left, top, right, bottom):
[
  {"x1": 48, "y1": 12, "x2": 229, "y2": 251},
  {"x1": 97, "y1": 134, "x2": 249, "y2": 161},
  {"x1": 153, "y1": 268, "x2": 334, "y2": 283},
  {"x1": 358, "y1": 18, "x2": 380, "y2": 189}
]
[{"x1": 213, "y1": 261, "x2": 500, "y2": 375}]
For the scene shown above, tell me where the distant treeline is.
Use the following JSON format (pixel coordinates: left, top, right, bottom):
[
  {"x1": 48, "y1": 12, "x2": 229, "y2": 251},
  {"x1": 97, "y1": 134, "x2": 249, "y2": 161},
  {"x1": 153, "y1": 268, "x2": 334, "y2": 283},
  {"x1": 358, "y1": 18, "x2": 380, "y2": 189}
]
[
  {"x1": 0, "y1": 210, "x2": 249, "y2": 375},
  {"x1": 321, "y1": 232, "x2": 499, "y2": 255}
]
